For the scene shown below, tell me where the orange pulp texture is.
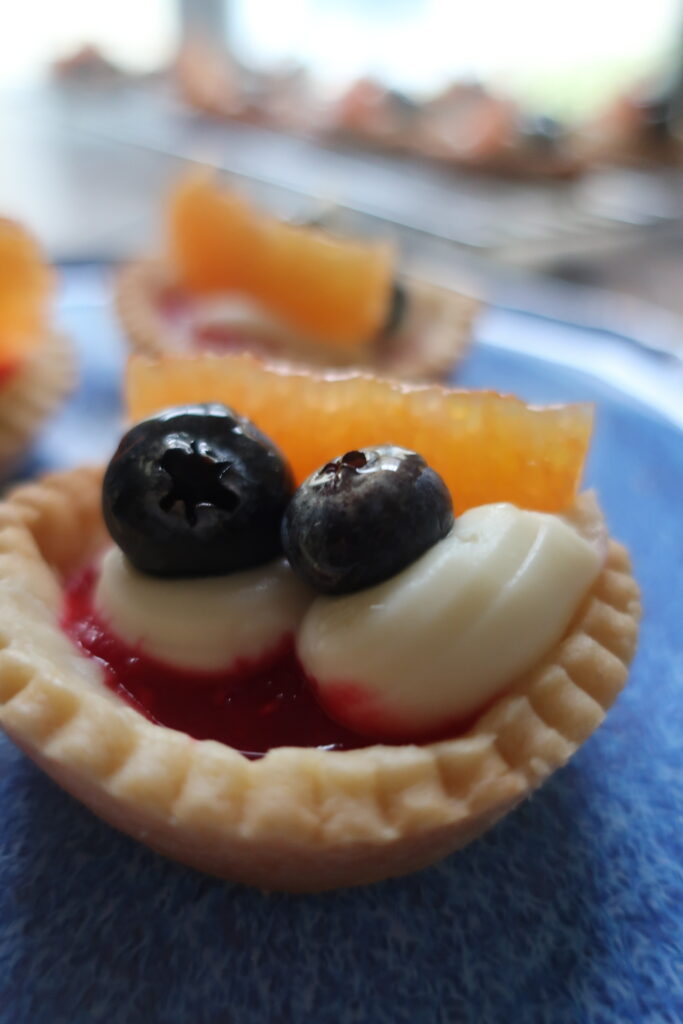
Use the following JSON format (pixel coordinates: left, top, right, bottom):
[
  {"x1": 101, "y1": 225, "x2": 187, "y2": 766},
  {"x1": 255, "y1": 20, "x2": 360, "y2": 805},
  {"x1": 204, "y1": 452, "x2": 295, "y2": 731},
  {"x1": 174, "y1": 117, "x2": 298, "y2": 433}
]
[
  {"x1": 127, "y1": 353, "x2": 593, "y2": 514},
  {"x1": 168, "y1": 175, "x2": 394, "y2": 349},
  {"x1": 0, "y1": 218, "x2": 53, "y2": 371}
]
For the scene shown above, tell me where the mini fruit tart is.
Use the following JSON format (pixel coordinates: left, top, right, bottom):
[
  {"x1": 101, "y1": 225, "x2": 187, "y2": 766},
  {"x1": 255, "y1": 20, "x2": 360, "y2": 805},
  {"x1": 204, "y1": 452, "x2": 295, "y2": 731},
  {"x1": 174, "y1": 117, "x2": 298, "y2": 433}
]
[
  {"x1": 0, "y1": 219, "x2": 76, "y2": 474},
  {"x1": 0, "y1": 354, "x2": 640, "y2": 892},
  {"x1": 417, "y1": 88, "x2": 584, "y2": 180},
  {"x1": 116, "y1": 174, "x2": 479, "y2": 381},
  {"x1": 325, "y1": 78, "x2": 422, "y2": 154},
  {"x1": 579, "y1": 88, "x2": 682, "y2": 168}
]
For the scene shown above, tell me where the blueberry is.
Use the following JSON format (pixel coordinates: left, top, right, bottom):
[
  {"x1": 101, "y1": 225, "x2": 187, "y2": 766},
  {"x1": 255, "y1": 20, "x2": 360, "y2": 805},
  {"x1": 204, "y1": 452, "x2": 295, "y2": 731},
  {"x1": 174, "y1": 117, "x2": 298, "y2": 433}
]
[
  {"x1": 281, "y1": 444, "x2": 453, "y2": 594},
  {"x1": 102, "y1": 404, "x2": 293, "y2": 577},
  {"x1": 380, "y1": 280, "x2": 409, "y2": 337}
]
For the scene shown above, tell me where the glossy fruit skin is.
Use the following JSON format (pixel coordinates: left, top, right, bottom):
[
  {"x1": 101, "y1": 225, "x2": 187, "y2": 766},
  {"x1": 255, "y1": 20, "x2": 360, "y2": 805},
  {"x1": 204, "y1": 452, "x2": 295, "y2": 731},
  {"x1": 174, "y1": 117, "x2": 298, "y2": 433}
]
[
  {"x1": 281, "y1": 444, "x2": 453, "y2": 594},
  {"x1": 103, "y1": 404, "x2": 293, "y2": 578},
  {"x1": 380, "y1": 280, "x2": 409, "y2": 337}
]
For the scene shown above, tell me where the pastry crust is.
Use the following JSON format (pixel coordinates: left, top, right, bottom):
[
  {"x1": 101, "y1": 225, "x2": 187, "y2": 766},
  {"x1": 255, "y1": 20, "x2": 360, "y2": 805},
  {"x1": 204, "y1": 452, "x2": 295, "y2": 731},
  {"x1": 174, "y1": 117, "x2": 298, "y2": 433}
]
[
  {"x1": 0, "y1": 470, "x2": 640, "y2": 891},
  {"x1": 115, "y1": 260, "x2": 479, "y2": 382},
  {"x1": 0, "y1": 332, "x2": 76, "y2": 474}
]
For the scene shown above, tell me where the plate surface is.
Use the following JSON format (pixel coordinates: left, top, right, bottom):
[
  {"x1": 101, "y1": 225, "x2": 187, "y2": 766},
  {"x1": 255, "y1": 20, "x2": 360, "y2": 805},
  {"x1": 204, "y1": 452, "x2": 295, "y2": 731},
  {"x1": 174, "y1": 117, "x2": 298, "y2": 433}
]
[{"x1": 0, "y1": 270, "x2": 681, "y2": 1024}]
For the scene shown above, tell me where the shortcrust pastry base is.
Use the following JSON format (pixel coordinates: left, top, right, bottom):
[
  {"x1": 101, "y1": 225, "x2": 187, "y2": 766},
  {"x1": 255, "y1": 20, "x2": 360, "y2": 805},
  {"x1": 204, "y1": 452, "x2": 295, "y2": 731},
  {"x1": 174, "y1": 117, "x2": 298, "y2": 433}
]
[
  {"x1": 0, "y1": 469, "x2": 640, "y2": 891},
  {"x1": 0, "y1": 332, "x2": 76, "y2": 474},
  {"x1": 116, "y1": 260, "x2": 479, "y2": 382}
]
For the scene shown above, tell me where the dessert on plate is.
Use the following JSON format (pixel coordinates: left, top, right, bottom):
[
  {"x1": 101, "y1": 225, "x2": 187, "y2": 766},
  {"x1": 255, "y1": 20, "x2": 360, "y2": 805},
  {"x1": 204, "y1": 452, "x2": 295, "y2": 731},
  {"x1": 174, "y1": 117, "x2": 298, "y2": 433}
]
[
  {"x1": 0, "y1": 353, "x2": 640, "y2": 891},
  {"x1": 580, "y1": 85, "x2": 682, "y2": 167},
  {"x1": 51, "y1": 44, "x2": 127, "y2": 84},
  {"x1": 417, "y1": 85, "x2": 583, "y2": 179},
  {"x1": 0, "y1": 218, "x2": 75, "y2": 474},
  {"x1": 175, "y1": 39, "x2": 316, "y2": 133},
  {"x1": 174, "y1": 40, "x2": 251, "y2": 123},
  {"x1": 326, "y1": 77, "x2": 422, "y2": 153},
  {"x1": 116, "y1": 174, "x2": 479, "y2": 381},
  {"x1": 325, "y1": 79, "x2": 584, "y2": 180}
]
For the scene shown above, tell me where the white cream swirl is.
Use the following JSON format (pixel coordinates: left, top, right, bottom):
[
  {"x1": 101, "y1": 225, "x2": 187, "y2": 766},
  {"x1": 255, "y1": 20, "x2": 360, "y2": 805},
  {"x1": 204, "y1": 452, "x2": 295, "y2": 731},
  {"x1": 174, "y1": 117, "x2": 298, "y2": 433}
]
[
  {"x1": 296, "y1": 503, "x2": 603, "y2": 736},
  {"x1": 95, "y1": 549, "x2": 314, "y2": 675}
]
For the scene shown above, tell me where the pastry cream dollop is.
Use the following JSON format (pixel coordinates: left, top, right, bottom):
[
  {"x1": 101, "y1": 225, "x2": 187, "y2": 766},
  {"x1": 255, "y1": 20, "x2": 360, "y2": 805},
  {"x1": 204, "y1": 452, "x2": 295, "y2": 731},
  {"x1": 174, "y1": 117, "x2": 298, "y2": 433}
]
[
  {"x1": 94, "y1": 503, "x2": 602, "y2": 732},
  {"x1": 296, "y1": 503, "x2": 602, "y2": 737},
  {"x1": 95, "y1": 549, "x2": 314, "y2": 674}
]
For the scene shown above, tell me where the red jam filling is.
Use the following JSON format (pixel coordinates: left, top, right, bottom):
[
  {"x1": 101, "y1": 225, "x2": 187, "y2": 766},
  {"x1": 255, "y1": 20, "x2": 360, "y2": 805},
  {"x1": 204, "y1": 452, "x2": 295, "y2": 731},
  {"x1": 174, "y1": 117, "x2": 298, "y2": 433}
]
[
  {"x1": 158, "y1": 285, "x2": 279, "y2": 357},
  {"x1": 62, "y1": 568, "x2": 375, "y2": 757},
  {"x1": 192, "y1": 322, "x2": 278, "y2": 357},
  {"x1": 0, "y1": 359, "x2": 20, "y2": 387}
]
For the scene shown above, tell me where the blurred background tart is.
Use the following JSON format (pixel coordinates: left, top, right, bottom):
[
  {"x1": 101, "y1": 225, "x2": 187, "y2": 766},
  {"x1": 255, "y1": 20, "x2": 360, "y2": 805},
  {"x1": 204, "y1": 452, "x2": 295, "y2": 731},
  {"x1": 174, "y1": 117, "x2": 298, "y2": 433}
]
[
  {"x1": 0, "y1": 219, "x2": 75, "y2": 476},
  {"x1": 116, "y1": 174, "x2": 479, "y2": 381}
]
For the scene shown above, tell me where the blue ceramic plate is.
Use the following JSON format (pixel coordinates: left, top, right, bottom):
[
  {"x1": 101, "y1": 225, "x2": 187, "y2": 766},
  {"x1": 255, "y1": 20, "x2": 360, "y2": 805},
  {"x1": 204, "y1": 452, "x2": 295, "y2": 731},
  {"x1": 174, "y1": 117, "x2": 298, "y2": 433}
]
[{"x1": 1, "y1": 271, "x2": 681, "y2": 1024}]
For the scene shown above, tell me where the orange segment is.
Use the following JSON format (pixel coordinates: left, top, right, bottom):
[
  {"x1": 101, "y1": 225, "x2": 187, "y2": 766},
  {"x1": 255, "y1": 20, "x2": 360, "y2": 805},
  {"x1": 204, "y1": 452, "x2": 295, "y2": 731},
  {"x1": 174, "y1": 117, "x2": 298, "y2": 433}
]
[
  {"x1": 127, "y1": 353, "x2": 593, "y2": 514},
  {"x1": 170, "y1": 178, "x2": 260, "y2": 294},
  {"x1": 0, "y1": 218, "x2": 53, "y2": 368},
  {"x1": 169, "y1": 175, "x2": 394, "y2": 349}
]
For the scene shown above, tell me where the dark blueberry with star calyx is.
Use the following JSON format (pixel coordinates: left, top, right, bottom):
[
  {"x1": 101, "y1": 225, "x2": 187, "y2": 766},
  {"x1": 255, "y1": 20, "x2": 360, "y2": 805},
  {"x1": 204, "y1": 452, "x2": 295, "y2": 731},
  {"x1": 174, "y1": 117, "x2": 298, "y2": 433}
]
[
  {"x1": 102, "y1": 404, "x2": 293, "y2": 577},
  {"x1": 281, "y1": 444, "x2": 454, "y2": 595}
]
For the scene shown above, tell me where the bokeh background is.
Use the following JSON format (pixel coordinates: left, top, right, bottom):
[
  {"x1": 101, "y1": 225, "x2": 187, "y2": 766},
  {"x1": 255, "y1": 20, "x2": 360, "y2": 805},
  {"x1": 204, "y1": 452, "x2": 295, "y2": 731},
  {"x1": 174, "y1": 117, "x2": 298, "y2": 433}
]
[{"x1": 2, "y1": 0, "x2": 683, "y2": 336}]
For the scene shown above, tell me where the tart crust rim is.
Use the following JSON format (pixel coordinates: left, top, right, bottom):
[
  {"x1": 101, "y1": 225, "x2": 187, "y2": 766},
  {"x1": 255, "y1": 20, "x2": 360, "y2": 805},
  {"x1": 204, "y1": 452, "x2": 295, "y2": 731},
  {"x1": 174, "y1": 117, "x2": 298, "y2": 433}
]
[
  {"x1": 0, "y1": 467, "x2": 640, "y2": 891},
  {"x1": 0, "y1": 331, "x2": 76, "y2": 472},
  {"x1": 115, "y1": 258, "x2": 480, "y2": 382}
]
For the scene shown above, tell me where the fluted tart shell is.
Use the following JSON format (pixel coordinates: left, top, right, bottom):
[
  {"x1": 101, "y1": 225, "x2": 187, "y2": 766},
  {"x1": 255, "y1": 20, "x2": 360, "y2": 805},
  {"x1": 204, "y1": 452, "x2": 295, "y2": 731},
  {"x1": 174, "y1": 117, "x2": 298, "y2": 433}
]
[{"x1": 0, "y1": 469, "x2": 640, "y2": 891}]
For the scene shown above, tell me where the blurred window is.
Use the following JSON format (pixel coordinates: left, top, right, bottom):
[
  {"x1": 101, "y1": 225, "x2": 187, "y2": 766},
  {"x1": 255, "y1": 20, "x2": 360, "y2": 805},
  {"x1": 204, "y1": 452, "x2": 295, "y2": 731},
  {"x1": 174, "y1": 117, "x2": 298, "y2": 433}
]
[
  {"x1": 0, "y1": 0, "x2": 178, "y2": 86},
  {"x1": 230, "y1": 0, "x2": 682, "y2": 115}
]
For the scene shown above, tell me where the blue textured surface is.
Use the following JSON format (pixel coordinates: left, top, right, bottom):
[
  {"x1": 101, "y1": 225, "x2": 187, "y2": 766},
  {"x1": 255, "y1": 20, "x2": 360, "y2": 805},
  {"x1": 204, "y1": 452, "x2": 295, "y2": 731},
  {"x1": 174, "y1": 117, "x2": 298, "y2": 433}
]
[{"x1": 0, "y1": 274, "x2": 681, "y2": 1024}]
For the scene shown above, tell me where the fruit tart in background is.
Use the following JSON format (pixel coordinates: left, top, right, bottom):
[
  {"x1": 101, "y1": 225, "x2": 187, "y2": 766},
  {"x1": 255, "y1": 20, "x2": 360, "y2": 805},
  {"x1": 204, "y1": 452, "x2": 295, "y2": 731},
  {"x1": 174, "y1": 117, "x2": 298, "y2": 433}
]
[
  {"x1": 0, "y1": 351, "x2": 640, "y2": 891},
  {"x1": 415, "y1": 84, "x2": 584, "y2": 179},
  {"x1": 174, "y1": 39, "x2": 249, "y2": 123},
  {"x1": 323, "y1": 79, "x2": 583, "y2": 180},
  {"x1": 579, "y1": 83, "x2": 683, "y2": 168},
  {"x1": 325, "y1": 77, "x2": 423, "y2": 154},
  {"x1": 116, "y1": 174, "x2": 479, "y2": 381},
  {"x1": 0, "y1": 219, "x2": 75, "y2": 475}
]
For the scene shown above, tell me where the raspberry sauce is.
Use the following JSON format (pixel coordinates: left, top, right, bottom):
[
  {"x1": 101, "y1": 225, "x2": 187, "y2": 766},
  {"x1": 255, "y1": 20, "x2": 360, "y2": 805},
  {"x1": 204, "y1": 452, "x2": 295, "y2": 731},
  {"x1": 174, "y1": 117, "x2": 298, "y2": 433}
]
[
  {"x1": 192, "y1": 322, "x2": 278, "y2": 358},
  {"x1": 158, "y1": 284, "x2": 279, "y2": 357},
  {"x1": 0, "y1": 360, "x2": 20, "y2": 387},
  {"x1": 62, "y1": 568, "x2": 370, "y2": 758}
]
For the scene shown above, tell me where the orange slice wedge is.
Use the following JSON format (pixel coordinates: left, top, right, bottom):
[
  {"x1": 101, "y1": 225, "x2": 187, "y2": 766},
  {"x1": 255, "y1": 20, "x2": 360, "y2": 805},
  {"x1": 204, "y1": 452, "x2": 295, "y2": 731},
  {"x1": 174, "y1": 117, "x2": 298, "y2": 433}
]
[
  {"x1": 127, "y1": 353, "x2": 593, "y2": 514},
  {"x1": 0, "y1": 218, "x2": 53, "y2": 368},
  {"x1": 169, "y1": 175, "x2": 394, "y2": 349}
]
